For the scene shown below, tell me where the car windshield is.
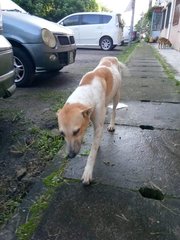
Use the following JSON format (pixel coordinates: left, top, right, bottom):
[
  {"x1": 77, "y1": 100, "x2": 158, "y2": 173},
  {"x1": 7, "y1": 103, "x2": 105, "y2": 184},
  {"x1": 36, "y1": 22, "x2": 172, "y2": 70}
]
[{"x1": 0, "y1": 0, "x2": 27, "y2": 14}]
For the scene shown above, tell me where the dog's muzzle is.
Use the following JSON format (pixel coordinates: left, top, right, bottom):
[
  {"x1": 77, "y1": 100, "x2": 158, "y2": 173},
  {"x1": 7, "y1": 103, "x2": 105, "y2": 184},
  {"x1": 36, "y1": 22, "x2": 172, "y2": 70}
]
[
  {"x1": 66, "y1": 140, "x2": 81, "y2": 158},
  {"x1": 67, "y1": 151, "x2": 77, "y2": 158}
]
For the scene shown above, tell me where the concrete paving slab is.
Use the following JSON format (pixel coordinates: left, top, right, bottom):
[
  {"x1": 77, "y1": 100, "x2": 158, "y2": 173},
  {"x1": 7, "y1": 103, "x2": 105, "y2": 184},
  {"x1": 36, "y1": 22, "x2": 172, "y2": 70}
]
[
  {"x1": 32, "y1": 42, "x2": 180, "y2": 240},
  {"x1": 32, "y1": 183, "x2": 180, "y2": 240},
  {"x1": 64, "y1": 125, "x2": 180, "y2": 196},
  {"x1": 107, "y1": 101, "x2": 180, "y2": 130},
  {"x1": 121, "y1": 76, "x2": 179, "y2": 102},
  {"x1": 129, "y1": 66, "x2": 164, "y2": 72},
  {"x1": 128, "y1": 71, "x2": 165, "y2": 78},
  {"x1": 152, "y1": 43, "x2": 180, "y2": 78},
  {"x1": 127, "y1": 58, "x2": 162, "y2": 64}
]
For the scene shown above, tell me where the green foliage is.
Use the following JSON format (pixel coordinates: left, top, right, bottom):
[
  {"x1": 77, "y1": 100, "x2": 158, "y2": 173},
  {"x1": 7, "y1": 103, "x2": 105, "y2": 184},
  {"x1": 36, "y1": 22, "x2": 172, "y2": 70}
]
[
  {"x1": 36, "y1": 130, "x2": 64, "y2": 161},
  {"x1": 118, "y1": 42, "x2": 139, "y2": 63},
  {"x1": 16, "y1": 190, "x2": 52, "y2": 240},
  {"x1": 135, "y1": 8, "x2": 153, "y2": 37},
  {"x1": 13, "y1": 0, "x2": 99, "y2": 22}
]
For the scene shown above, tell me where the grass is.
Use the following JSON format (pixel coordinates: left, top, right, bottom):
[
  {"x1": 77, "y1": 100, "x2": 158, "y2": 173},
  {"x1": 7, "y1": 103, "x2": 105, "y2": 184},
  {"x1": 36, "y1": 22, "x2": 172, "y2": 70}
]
[
  {"x1": 0, "y1": 125, "x2": 65, "y2": 226},
  {"x1": 152, "y1": 46, "x2": 180, "y2": 86},
  {"x1": 38, "y1": 90, "x2": 71, "y2": 112},
  {"x1": 0, "y1": 89, "x2": 67, "y2": 227},
  {"x1": 16, "y1": 158, "x2": 68, "y2": 240},
  {"x1": 118, "y1": 42, "x2": 139, "y2": 63},
  {"x1": 36, "y1": 129, "x2": 64, "y2": 161},
  {"x1": 16, "y1": 190, "x2": 53, "y2": 240}
]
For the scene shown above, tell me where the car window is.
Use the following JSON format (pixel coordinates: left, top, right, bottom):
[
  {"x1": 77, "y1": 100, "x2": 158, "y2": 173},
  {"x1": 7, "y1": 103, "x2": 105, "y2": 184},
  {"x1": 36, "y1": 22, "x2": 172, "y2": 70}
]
[
  {"x1": 63, "y1": 15, "x2": 79, "y2": 26},
  {"x1": 102, "y1": 15, "x2": 112, "y2": 24},
  {"x1": 81, "y1": 14, "x2": 100, "y2": 25},
  {"x1": 0, "y1": 6, "x2": 2, "y2": 33}
]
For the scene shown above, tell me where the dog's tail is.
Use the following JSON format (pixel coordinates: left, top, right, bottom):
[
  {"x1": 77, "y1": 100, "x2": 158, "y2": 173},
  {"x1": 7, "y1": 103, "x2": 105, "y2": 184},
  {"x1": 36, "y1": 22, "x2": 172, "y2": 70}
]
[{"x1": 118, "y1": 61, "x2": 130, "y2": 77}]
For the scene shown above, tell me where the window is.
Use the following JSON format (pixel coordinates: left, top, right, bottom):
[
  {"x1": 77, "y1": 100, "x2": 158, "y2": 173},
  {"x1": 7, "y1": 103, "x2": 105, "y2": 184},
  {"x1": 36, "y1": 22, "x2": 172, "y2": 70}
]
[
  {"x1": 161, "y1": 9, "x2": 166, "y2": 29},
  {"x1": 81, "y1": 15, "x2": 100, "y2": 25},
  {"x1": 165, "y1": 3, "x2": 171, "y2": 28},
  {"x1": 152, "y1": 12, "x2": 162, "y2": 31},
  {"x1": 102, "y1": 15, "x2": 112, "y2": 24},
  {"x1": 173, "y1": 0, "x2": 180, "y2": 25},
  {"x1": 63, "y1": 15, "x2": 79, "y2": 26}
]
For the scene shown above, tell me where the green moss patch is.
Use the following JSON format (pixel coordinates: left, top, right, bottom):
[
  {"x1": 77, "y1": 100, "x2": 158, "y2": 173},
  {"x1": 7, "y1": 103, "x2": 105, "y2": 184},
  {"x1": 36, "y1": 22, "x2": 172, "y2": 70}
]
[{"x1": 118, "y1": 42, "x2": 139, "y2": 63}]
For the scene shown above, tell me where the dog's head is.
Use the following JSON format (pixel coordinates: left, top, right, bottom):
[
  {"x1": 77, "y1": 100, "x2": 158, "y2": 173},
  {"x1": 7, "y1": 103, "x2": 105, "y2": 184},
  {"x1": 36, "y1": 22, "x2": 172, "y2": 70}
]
[{"x1": 56, "y1": 103, "x2": 92, "y2": 158}]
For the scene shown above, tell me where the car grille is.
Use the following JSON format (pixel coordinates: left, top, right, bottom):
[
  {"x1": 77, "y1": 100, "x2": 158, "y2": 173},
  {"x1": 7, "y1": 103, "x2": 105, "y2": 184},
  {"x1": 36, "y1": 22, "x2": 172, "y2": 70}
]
[{"x1": 57, "y1": 35, "x2": 75, "y2": 45}]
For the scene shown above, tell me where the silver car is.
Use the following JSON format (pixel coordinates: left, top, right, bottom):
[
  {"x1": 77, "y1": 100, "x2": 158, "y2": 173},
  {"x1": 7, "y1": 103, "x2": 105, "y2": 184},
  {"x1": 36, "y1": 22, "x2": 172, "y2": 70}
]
[
  {"x1": 0, "y1": 5, "x2": 15, "y2": 98},
  {"x1": 1, "y1": 0, "x2": 76, "y2": 87}
]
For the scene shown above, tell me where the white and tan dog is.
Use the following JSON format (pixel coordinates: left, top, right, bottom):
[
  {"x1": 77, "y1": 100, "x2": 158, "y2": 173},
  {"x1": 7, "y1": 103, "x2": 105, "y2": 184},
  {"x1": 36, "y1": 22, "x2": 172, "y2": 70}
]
[{"x1": 56, "y1": 56, "x2": 127, "y2": 185}]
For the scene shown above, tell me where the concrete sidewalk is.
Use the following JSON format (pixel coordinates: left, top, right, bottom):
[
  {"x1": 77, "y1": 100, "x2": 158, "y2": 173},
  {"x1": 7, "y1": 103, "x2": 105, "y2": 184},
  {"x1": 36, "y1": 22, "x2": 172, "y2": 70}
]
[
  {"x1": 30, "y1": 43, "x2": 180, "y2": 240},
  {"x1": 151, "y1": 43, "x2": 180, "y2": 81},
  {"x1": 2, "y1": 43, "x2": 179, "y2": 240}
]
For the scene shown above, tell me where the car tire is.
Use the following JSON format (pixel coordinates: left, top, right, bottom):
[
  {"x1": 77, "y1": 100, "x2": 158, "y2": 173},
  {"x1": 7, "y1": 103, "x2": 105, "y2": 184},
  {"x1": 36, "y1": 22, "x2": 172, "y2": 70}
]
[
  {"x1": 120, "y1": 40, "x2": 124, "y2": 46},
  {"x1": 112, "y1": 45, "x2": 117, "y2": 49},
  {"x1": 13, "y1": 47, "x2": 35, "y2": 87},
  {"x1": 100, "y1": 36, "x2": 113, "y2": 51}
]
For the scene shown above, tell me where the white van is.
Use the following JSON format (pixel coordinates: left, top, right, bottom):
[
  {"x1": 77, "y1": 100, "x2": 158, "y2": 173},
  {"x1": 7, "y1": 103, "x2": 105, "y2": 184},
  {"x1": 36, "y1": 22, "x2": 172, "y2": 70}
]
[{"x1": 58, "y1": 12, "x2": 124, "y2": 51}]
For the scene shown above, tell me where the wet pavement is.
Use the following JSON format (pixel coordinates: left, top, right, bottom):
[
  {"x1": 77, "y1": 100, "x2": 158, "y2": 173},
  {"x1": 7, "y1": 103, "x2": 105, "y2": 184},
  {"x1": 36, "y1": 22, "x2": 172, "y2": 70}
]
[
  {"x1": 32, "y1": 184, "x2": 180, "y2": 240},
  {"x1": 30, "y1": 43, "x2": 180, "y2": 239},
  {"x1": 1, "y1": 43, "x2": 180, "y2": 240}
]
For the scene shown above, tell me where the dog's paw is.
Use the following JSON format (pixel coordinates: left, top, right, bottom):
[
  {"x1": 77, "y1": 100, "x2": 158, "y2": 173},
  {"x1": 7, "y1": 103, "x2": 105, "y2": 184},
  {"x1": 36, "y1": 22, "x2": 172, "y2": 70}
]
[
  {"x1": 107, "y1": 125, "x2": 115, "y2": 132},
  {"x1": 81, "y1": 168, "x2": 93, "y2": 185}
]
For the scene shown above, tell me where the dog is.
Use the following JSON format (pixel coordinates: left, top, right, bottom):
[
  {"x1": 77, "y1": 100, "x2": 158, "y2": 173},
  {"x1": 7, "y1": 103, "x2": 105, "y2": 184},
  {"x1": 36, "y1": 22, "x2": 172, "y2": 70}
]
[
  {"x1": 158, "y1": 37, "x2": 172, "y2": 49},
  {"x1": 56, "y1": 56, "x2": 127, "y2": 185}
]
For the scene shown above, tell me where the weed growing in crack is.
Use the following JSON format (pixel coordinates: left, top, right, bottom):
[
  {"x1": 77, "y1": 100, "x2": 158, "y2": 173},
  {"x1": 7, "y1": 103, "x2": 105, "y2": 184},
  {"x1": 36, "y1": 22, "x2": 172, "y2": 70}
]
[
  {"x1": 16, "y1": 158, "x2": 68, "y2": 240},
  {"x1": 36, "y1": 130, "x2": 64, "y2": 161},
  {"x1": 12, "y1": 110, "x2": 25, "y2": 123},
  {"x1": 16, "y1": 190, "x2": 53, "y2": 240}
]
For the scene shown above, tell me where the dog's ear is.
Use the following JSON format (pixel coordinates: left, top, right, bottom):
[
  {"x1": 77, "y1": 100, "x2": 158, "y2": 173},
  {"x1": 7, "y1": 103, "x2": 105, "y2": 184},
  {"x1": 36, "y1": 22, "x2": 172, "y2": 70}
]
[
  {"x1": 81, "y1": 107, "x2": 93, "y2": 118},
  {"x1": 56, "y1": 109, "x2": 61, "y2": 117}
]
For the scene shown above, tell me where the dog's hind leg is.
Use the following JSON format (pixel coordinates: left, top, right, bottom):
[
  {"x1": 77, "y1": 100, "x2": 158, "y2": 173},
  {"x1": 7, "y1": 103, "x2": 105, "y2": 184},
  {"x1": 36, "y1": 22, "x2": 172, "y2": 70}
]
[{"x1": 107, "y1": 91, "x2": 120, "y2": 132}]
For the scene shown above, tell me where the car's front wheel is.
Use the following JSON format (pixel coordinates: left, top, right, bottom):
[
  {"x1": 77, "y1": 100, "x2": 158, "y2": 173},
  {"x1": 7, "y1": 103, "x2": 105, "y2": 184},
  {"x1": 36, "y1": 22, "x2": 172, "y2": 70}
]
[
  {"x1": 100, "y1": 36, "x2": 113, "y2": 51},
  {"x1": 13, "y1": 47, "x2": 35, "y2": 87}
]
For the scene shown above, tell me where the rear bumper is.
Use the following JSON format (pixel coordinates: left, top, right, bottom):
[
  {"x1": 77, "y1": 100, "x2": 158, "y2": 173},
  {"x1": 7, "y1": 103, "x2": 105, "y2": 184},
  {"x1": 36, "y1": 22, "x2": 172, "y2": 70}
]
[{"x1": 0, "y1": 70, "x2": 16, "y2": 98}]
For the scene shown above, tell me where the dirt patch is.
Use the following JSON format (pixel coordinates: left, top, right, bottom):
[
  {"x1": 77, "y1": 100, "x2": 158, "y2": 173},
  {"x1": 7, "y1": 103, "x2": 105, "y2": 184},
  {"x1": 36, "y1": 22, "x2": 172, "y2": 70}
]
[{"x1": 0, "y1": 89, "x2": 70, "y2": 226}]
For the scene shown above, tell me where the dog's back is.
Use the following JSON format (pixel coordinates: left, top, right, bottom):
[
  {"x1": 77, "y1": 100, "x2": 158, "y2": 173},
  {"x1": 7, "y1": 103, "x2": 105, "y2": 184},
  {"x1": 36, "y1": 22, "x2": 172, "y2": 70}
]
[
  {"x1": 67, "y1": 57, "x2": 125, "y2": 107},
  {"x1": 158, "y1": 37, "x2": 172, "y2": 49}
]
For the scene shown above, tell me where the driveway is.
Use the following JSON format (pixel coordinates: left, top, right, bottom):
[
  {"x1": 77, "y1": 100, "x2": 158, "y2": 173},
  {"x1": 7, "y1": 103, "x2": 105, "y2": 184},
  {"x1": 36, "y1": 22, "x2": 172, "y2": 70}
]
[{"x1": 34, "y1": 47, "x2": 123, "y2": 90}]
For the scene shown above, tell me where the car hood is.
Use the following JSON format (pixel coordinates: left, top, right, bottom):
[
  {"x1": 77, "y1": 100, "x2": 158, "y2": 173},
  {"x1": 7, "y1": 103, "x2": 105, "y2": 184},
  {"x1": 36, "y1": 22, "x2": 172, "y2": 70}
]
[{"x1": 2, "y1": 11, "x2": 73, "y2": 43}]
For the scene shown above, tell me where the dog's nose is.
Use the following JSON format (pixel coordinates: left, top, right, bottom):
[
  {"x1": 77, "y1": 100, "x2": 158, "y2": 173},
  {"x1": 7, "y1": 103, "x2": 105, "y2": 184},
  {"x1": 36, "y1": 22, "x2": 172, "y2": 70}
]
[{"x1": 67, "y1": 152, "x2": 77, "y2": 158}]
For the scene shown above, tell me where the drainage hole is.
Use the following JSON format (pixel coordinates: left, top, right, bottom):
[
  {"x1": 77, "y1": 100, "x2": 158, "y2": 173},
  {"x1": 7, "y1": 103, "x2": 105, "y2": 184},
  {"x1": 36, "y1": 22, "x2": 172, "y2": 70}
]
[
  {"x1": 139, "y1": 125, "x2": 154, "y2": 130},
  {"x1": 139, "y1": 187, "x2": 164, "y2": 200}
]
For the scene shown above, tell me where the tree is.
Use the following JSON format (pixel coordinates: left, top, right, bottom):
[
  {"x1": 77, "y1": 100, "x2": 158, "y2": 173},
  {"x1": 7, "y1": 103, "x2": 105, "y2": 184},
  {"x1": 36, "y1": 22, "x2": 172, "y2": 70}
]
[
  {"x1": 13, "y1": 0, "x2": 99, "y2": 22},
  {"x1": 135, "y1": 8, "x2": 152, "y2": 38}
]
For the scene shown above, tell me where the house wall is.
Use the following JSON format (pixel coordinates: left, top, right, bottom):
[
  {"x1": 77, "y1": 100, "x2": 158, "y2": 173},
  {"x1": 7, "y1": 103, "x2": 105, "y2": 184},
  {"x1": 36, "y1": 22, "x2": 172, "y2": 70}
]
[
  {"x1": 169, "y1": 22, "x2": 180, "y2": 50},
  {"x1": 160, "y1": 0, "x2": 180, "y2": 51}
]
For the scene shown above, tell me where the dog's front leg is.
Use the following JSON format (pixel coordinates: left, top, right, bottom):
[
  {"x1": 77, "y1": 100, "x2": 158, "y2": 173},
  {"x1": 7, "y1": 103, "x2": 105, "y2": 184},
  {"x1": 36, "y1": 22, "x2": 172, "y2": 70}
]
[
  {"x1": 108, "y1": 91, "x2": 120, "y2": 132},
  {"x1": 81, "y1": 116, "x2": 105, "y2": 185}
]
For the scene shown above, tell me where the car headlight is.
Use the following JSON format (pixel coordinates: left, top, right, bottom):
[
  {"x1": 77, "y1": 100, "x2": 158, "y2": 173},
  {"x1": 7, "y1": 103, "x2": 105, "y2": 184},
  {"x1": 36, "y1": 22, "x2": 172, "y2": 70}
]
[{"x1": 41, "y1": 28, "x2": 56, "y2": 48}]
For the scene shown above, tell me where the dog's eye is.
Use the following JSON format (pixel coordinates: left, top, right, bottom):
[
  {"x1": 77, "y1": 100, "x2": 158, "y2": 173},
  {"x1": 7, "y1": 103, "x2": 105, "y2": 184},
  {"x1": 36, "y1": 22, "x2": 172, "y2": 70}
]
[{"x1": 73, "y1": 128, "x2": 80, "y2": 136}]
